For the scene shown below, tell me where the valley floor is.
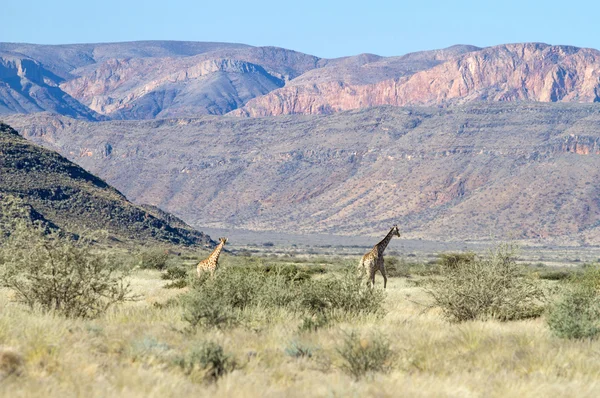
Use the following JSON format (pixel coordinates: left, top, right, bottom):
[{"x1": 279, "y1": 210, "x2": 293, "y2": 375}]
[{"x1": 1, "y1": 258, "x2": 600, "y2": 397}]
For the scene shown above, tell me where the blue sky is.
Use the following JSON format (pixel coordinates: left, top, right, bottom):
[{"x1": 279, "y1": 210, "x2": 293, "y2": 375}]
[{"x1": 2, "y1": 0, "x2": 598, "y2": 58}]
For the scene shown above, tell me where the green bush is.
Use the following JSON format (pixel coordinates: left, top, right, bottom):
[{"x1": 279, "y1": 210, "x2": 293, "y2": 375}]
[
  {"x1": 571, "y1": 264, "x2": 600, "y2": 292},
  {"x1": 384, "y1": 257, "x2": 439, "y2": 278},
  {"x1": 438, "y1": 252, "x2": 476, "y2": 269},
  {"x1": 175, "y1": 341, "x2": 237, "y2": 382},
  {"x1": 382, "y1": 256, "x2": 406, "y2": 278},
  {"x1": 537, "y1": 269, "x2": 572, "y2": 281},
  {"x1": 182, "y1": 278, "x2": 240, "y2": 329},
  {"x1": 262, "y1": 263, "x2": 315, "y2": 283},
  {"x1": 0, "y1": 221, "x2": 133, "y2": 318},
  {"x1": 162, "y1": 265, "x2": 190, "y2": 289},
  {"x1": 138, "y1": 248, "x2": 169, "y2": 270},
  {"x1": 298, "y1": 269, "x2": 386, "y2": 316},
  {"x1": 298, "y1": 313, "x2": 331, "y2": 332},
  {"x1": 285, "y1": 341, "x2": 315, "y2": 358},
  {"x1": 547, "y1": 288, "x2": 600, "y2": 339},
  {"x1": 337, "y1": 330, "x2": 394, "y2": 380},
  {"x1": 426, "y1": 244, "x2": 545, "y2": 322},
  {"x1": 547, "y1": 265, "x2": 600, "y2": 339},
  {"x1": 181, "y1": 266, "x2": 385, "y2": 330}
]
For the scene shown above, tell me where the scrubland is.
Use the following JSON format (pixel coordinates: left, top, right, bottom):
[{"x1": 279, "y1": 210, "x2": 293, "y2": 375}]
[{"x1": 2, "y1": 241, "x2": 600, "y2": 398}]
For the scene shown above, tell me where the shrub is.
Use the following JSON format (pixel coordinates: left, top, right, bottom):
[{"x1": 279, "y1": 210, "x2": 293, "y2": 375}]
[
  {"x1": 547, "y1": 265, "x2": 600, "y2": 339},
  {"x1": 130, "y1": 337, "x2": 171, "y2": 361},
  {"x1": 262, "y1": 263, "x2": 314, "y2": 283},
  {"x1": 162, "y1": 265, "x2": 190, "y2": 289},
  {"x1": 337, "y1": 330, "x2": 394, "y2": 379},
  {"x1": 571, "y1": 264, "x2": 600, "y2": 292},
  {"x1": 285, "y1": 341, "x2": 314, "y2": 358},
  {"x1": 138, "y1": 248, "x2": 169, "y2": 270},
  {"x1": 0, "y1": 221, "x2": 133, "y2": 318},
  {"x1": 181, "y1": 266, "x2": 386, "y2": 330},
  {"x1": 182, "y1": 280, "x2": 240, "y2": 329},
  {"x1": 298, "y1": 313, "x2": 331, "y2": 332},
  {"x1": 537, "y1": 269, "x2": 572, "y2": 281},
  {"x1": 385, "y1": 257, "x2": 439, "y2": 278},
  {"x1": 438, "y1": 252, "x2": 476, "y2": 269},
  {"x1": 383, "y1": 256, "x2": 406, "y2": 278},
  {"x1": 0, "y1": 346, "x2": 24, "y2": 380},
  {"x1": 547, "y1": 288, "x2": 600, "y2": 339},
  {"x1": 299, "y1": 269, "x2": 386, "y2": 316},
  {"x1": 176, "y1": 341, "x2": 237, "y2": 382},
  {"x1": 426, "y1": 243, "x2": 545, "y2": 322}
]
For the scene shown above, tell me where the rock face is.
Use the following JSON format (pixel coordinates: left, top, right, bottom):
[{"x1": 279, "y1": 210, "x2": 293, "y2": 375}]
[
  {"x1": 7, "y1": 102, "x2": 600, "y2": 244},
  {"x1": 235, "y1": 43, "x2": 600, "y2": 116}
]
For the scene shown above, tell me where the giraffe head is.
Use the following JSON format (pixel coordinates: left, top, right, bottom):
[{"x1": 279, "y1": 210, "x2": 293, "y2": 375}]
[
  {"x1": 219, "y1": 237, "x2": 228, "y2": 244},
  {"x1": 391, "y1": 225, "x2": 401, "y2": 237}
]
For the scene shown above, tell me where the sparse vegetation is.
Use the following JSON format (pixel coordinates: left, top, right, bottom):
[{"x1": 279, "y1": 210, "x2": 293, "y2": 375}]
[
  {"x1": 175, "y1": 341, "x2": 237, "y2": 382},
  {"x1": 138, "y1": 248, "x2": 170, "y2": 270},
  {"x1": 426, "y1": 244, "x2": 545, "y2": 322},
  {"x1": 337, "y1": 330, "x2": 394, "y2": 379},
  {"x1": 547, "y1": 288, "x2": 600, "y2": 339},
  {"x1": 285, "y1": 341, "x2": 315, "y2": 358},
  {"x1": 0, "y1": 346, "x2": 24, "y2": 380},
  {"x1": 547, "y1": 265, "x2": 600, "y2": 339},
  {"x1": 0, "y1": 220, "x2": 133, "y2": 318},
  {"x1": 3, "y1": 229, "x2": 600, "y2": 396},
  {"x1": 161, "y1": 264, "x2": 190, "y2": 288},
  {"x1": 181, "y1": 266, "x2": 385, "y2": 330}
]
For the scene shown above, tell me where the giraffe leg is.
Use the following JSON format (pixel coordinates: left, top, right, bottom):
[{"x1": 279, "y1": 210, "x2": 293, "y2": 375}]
[
  {"x1": 380, "y1": 264, "x2": 388, "y2": 289},
  {"x1": 370, "y1": 263, "x2": 377, "y2": 288}
]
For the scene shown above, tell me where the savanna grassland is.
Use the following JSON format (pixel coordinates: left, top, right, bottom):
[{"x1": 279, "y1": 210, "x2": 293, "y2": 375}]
[{"x1": 3, "y1": 239, "x2": 600, "y2": 398}]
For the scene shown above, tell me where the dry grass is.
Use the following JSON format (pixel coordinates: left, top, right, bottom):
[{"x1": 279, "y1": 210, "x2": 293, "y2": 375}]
[{"x1": 2, "y1": 266, "x2": 600, "y2": 397}]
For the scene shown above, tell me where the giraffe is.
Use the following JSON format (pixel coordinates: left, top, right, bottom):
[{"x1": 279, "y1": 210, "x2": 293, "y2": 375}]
[
  {"x1": 197, "y1": 237, "x2": 228, "y2": 277},
  {"x1": 358, "y1": 225, "x2": 401, "y2": 289}
]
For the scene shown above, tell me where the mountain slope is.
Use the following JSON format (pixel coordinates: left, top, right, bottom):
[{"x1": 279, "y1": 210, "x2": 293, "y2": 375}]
[
  {"x1": 0, "y1": 122, "x2": 212, "y2": 246},
  {"x1": 7, "y1": 103, "x2": 600, "y2": 244},
  {"x1": 0, "y1": 55, "x2": 100, "y2": 119}
]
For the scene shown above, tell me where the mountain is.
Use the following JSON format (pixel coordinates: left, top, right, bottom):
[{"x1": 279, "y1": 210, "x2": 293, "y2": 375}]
[
  {"x1": 0, "y1": 122, "x2": 212, "y2": 246},
  {"x1": 0, "y1": 41, "x2": 323, "y2": 119},
  {"x1": 234, "y1": 43, "x2": 600, "y2": 116},
  {"x1": 6, "y1": 102, "x2": 600, "y2": 244},
  {"x1": 0, "y1": 54, "x2": 100, "y2": 119},
  {"x1": 3, "y1": 41, "x2": 600, "y2": 119},
  {"x1": 58, "y1": 46, "x2": 327, "y2": 119}
]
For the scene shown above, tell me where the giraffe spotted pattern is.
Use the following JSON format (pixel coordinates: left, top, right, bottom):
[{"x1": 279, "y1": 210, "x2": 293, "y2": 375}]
[
  {"x1": 197, "y1": 237, "x2": 227, "y2": 277},
  {"x1": 358, "y1": 225, "x2": 400, "y2": 289}
]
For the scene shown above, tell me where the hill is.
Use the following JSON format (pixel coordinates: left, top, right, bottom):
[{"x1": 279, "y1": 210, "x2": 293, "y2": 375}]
[
  {"x1": 6, "y1": 103, "x2": 600, "y2": 244},
  {"x1": 0, "y1": 122, "x2": 212, "y2": 246}
]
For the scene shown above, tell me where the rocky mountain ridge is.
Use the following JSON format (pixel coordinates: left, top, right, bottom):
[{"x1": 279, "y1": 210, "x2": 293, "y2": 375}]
[
  {"x1": 234, "y1": 43, "x2": 600, "y2": 116},
  {"x1": 4, "y1": 41, "x2": 600, "y2": 119}
]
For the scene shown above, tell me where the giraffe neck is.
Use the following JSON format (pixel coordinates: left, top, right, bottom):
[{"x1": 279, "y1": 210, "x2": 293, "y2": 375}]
[
  {"x1": 375, "y1": 228, "x2": 395, "y2": 256},
  {"x1": 209, "y1": 242, "x2": 225, "y2": 262}
]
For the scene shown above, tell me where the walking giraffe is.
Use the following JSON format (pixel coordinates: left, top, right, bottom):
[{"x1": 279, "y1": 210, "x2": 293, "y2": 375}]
[
  {"x1": 358, "y1": 225, "x2": 401, "y2": 288},
  {"x1": 197, "y1": 237, "x2": 227, "y2": 277}
]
